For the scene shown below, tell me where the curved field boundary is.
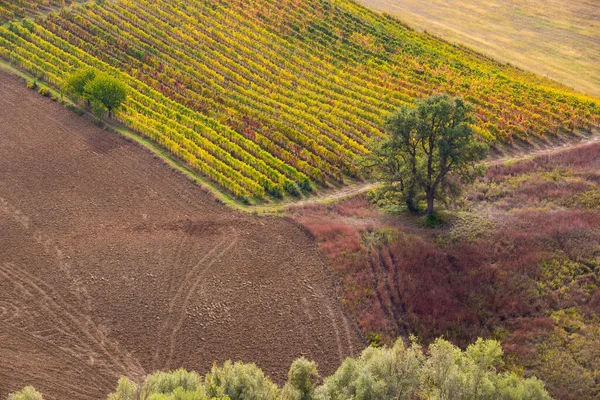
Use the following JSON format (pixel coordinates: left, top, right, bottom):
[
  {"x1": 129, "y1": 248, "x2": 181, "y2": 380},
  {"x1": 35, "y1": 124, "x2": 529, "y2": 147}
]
[
  {"x1": 1, "y1": 0, "x2": 598, "y2": 203},
  {"x1": 0, "y1": 69, "x2": 365, "y2": 400},
  {"x1": 2, "y1": 61, "x2": 598, "y2": 215}
]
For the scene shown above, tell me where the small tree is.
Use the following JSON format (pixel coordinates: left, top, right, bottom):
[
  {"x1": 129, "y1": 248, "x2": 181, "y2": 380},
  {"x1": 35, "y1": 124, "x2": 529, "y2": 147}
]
[
  {"x1": 84, "y1": 73, "x2": 128, "y2": 119},
  {"x1": 363, "y1": 94, "x2": 488, "y2": 215},
  {"x1": 62, "y1": 68, "x2": 96, "y2": 103},
  {"x1": 281, "y1": 358, "x2": 319, "y2": 400},
  {"x1": 315, "y1": 338, "x2": 424, "y2": 400},
  {"x1": 204, "y1": 360, "x2": 279, "y2": 399}
]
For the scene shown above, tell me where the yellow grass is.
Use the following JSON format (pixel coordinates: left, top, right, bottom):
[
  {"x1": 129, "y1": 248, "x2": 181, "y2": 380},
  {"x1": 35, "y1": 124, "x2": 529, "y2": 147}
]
[{"x1": 358, "y1": 0, "x2": 600, "y2": 97}]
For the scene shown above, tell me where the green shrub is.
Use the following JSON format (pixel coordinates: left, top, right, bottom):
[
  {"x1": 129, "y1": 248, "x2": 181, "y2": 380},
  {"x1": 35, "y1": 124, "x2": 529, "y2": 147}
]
[
  {"x1": 146, "y1": 369, "x2": 203, "y2": 394},
  {"x1": 62, "y1": 68, "x2": 96, "y2": 102},
  {"x1": 106, "y1": 371, "x2": 207, "y2": 400},
  {"x1": 204, "y1": 361, "x2": 278, "y2": 400},
  {"x1": 423, "y1": 213, "x2": 442, "y2": 228},
  {"x1": 38, "y1": 87, "x2": 50, "y2": 97},
  {"x1": 316, "y1": 338, "x2": 550, "y2": 400},
  {"x1": 281, "y1": 358, "x2": 319, "y2": 400},
  {"x1": 26, "y1": 80, "x2": 37, "y2": 90},
  {"x1": 315, "y1": 338, "x2": 424, "y2": 400},
  {"x1": 421, "y1": 338, "x2": 550, "y2": 400},
  {"x1": 15, "y1": 338, "x2": 553, "y2": 400},
  {"x1": 65, "y1": 103, "x2": 85, "y2": 116},
  {"x1": 106, "y1": 377, "x2": 138, "y2": 400}
]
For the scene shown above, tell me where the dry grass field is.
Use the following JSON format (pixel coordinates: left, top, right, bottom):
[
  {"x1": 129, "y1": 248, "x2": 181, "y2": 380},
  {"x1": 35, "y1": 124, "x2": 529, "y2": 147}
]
[
  {"x1": 358, "y1": 0, "x2": 600, "y2": 97},
  {"x1": 0, "y1": 70, "x2": 362, "y2": 400}
]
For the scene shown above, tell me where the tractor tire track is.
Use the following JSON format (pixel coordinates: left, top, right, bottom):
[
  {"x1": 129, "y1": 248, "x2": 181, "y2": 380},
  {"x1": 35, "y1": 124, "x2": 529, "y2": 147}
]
[
  {"x1": 152, "y1": 230, "x2": 238, "y2": 369},
  {"x1": 0, "y1": 263, "x2": 145, "y2": 379},
  {"x1": 164, "y1": 232, "x2": 239, "y2": 369}
]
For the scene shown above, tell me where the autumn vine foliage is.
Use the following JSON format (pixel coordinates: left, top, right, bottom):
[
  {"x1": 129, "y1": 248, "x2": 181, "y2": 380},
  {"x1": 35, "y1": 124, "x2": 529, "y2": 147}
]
[
  {"x1": 0, "y1": 0, "x2": 74, "y2": 24},
  {"x1": 1, "y1": 0, "x2": 598, "y2": 201}
]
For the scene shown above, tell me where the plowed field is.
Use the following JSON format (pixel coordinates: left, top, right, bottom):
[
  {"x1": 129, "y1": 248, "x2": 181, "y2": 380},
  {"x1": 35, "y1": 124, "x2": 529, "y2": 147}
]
[{"x1": 0, "y1": 70, "x2": 362, "y2": 400}]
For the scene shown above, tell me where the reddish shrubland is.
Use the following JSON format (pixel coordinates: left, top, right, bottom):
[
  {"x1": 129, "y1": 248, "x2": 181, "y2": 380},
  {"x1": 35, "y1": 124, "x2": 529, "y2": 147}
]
[{"x1": 290, "y1": 141, "x2": 600, "y2": 399}]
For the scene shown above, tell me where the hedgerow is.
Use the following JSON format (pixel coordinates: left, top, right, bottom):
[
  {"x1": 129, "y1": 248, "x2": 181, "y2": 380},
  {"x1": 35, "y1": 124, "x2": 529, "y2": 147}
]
[{"x1": 8, "y1": 337, "x2": 551, "y2": 400}]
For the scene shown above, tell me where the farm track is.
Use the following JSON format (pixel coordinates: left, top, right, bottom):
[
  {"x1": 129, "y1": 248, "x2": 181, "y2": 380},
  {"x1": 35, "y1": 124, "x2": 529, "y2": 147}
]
[
  {"x1": 281, "y1": 129, "x2": 600, "y2": 209},
  {"x1": 0, "y1": 70, "x2": 363, "y2": 400}
]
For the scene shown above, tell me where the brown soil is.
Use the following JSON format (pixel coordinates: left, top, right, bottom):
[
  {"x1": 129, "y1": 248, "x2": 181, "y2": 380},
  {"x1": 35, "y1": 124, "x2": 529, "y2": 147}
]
[{"x1": 0, "y1": 70, "x2": 363, "y2": 400}]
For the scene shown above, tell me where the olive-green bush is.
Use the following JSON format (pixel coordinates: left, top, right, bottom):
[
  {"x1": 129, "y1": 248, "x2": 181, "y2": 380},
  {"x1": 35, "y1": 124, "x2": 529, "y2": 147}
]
[{"x1": 9, "y1": 337, "x2": 551, "y2": 400}]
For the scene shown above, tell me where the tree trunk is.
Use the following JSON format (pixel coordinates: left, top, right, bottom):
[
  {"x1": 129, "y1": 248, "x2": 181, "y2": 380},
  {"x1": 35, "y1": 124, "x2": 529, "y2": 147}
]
[
  {"x1": 406, "y1": 198, "x2": 417, "y2": 213},
  {"x1": 426, "y1": 190, "x2": 435, "y2": 215}
]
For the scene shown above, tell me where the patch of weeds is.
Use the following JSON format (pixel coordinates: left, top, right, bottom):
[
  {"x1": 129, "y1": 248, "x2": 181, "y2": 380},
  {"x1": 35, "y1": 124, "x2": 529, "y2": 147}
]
[
  {"x1": 366, "y1": 331, "x2": 382, "y2": 347},
  {"x1": 26, "y1": 80, "x2": 37, "y2": 90},
  {"x1": 503, "y1": 156, "x2": 532, "y2": 166},
  {"x1": 361, "y1": 227, "x2": 399, "y2": 248},
  {"x1": 237, "y1": 195, "x2": 250, "y2": 205},
  {"x1": 565, "y1": 190, "x2": 600, "y2": 209},
  {"x1": 438, "y1": 211, "x2": 495, "y2": 244},
  {"x1": 538, "y1": 258, "x2": 594, "y2": 296},
  {"x1": 539, "y1": 168, "x2": 571, "y2": 182},
  {"x1": 367, "y1": 187, "x2": 409, "y2": 215}
]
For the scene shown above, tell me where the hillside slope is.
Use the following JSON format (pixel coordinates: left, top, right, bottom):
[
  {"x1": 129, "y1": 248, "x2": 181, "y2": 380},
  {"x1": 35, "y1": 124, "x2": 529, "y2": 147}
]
[
  {"x1": 0, "y1": 0, "x2": 598, "y2": 202},
  {"x1": 291, "y1": 142, "x2": 600, "y2": 399},
  {"x1": 358, "y1": 0, "x2": 600, "y2": 97},
  {"x1": 0, "y1": 70, "x2": 362, "y2": 400}
]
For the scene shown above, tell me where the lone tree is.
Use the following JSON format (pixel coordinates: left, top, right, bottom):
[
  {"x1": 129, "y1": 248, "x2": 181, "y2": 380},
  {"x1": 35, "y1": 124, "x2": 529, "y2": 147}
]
[
  {"x1": 363, "y1": 94, "x2": 488, "y2": 215},
  {"x1": 84, "y1": 73, "x2": 127, "y2": 119},
  {"x1": 63, "y1": 69, "x2": 127, "y2": 119}
]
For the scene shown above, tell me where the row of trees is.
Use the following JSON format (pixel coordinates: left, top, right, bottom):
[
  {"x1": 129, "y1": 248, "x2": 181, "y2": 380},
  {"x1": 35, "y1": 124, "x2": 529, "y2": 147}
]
[{"x1": 7, "y1": 337, "x2": 550, "y2": 400}]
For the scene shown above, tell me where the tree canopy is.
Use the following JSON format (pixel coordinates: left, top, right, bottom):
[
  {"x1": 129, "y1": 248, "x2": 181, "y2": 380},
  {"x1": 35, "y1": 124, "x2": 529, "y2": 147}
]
[
  {"x1": 9, "y1": 337, "x2": 550, "y2": 400},
  {"x1": 62, "y1": 68, "x2": 127, "y2": 119},
  {"x1": 84, "y1": 73, "x2": 128, "y2": 118},
  {"x1": 62, "y1": 67, "x2": 96, "y2": 102},
  {"x1": 364, "y1": 94, "x2": 488, "y2": 215}
]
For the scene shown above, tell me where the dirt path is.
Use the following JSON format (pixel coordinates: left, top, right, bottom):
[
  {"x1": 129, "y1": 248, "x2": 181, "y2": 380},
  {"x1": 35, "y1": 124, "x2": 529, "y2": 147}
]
[
  {"x1": 277, "y1": 130, "x2": 600, "y2": 210},
  {"x1": 488, "y1": 132, "x2": 600, "y2": 165},
  {"x1": 0, "y1": 70, "x2": 363, "y2": 400}
]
